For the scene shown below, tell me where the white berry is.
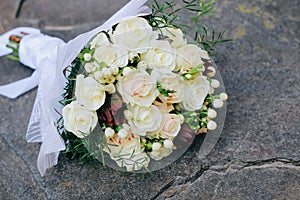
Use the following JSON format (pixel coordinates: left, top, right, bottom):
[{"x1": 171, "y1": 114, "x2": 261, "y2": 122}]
[
  {"x1": 207, "y1": 108, "x2": 217, "y2": 118},
  {"x1": 213, "y1": 99, "x2": 224, "y2": 108},
  {"x1": 111, "y1": 66, "x2": 119, "y2": 75},
  {"x1": 152, "y1": 142, "x2": 162, "y2": 151},
  {"x1": 105, "y1": 127, "x2": 115, "y2": 138},
  {"x1": 220, "y1": 93, "x2": 228, "y2": 101},
  {"x1": 207, "y1": 66, "x2": 216, "y2": 77},
  {"x1": 163, "y1": 140, "x2": 173, "y2": 149},
  {"x1": 211, "y1": 79, "x2": 220, "y2": 88},
  {"x1": 84, "y1": 53, "x2": 92, "y2": 61},
  {"x1": 207, "y1": 120, "x2": 217, "y2": 130}
]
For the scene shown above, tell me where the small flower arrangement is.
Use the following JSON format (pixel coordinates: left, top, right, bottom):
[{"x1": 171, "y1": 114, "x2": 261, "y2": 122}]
[
  {"x1": 1, "y1": 0, "x2": 229, "y2": 174},
  {"x1": 59, "y1": 0, "x2": 229, "y2": 172}
]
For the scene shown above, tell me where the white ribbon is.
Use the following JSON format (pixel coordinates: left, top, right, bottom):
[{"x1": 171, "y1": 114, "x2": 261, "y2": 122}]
[
  {"x1": 0, "y1": 28, "x2": 42, "y2": 98},
  {"x1": 0, "y1": 0, "x2": 151, "y2": 176}
]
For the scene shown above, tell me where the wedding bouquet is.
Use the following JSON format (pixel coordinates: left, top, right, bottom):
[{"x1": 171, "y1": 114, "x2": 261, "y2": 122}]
[{"x1": 0, "y1": 0, "x2": 228, "y2": 175}]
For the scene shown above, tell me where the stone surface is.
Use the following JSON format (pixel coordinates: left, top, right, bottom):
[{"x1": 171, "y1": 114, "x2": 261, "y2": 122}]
[
  {"x1": 0, "y1": 0, "x2": 300, "y2": 199},
  {"x1": 159, "y1": 163, "x2": 300, "y2": 200}
]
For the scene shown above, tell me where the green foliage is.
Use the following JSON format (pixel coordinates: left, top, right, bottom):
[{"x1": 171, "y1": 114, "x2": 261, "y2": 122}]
[
  {"x1": 149, "y1": 0, "x2": 231, "y2": 56},
  {"x1": 64, "y1": 133, "x2": 96, "y2": 163},
  {"x1": 196, "y1": 29, "x2": 232, "y2": 56},
  {"x1": 157, "y1": 82, "x2": 176, "y2": 97},
  {"x1": 62, "y1": 58, "x2": 81, "y2": 104}
]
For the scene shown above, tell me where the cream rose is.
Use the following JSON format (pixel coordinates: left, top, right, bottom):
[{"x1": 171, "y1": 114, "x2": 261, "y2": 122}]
[
  {"x1": 149, "y1": 146, "x2": 173, "y2": 161},
  {"x1": 142, "y1": 40, "x2": 176, "y2": 72},
  {"x1": 75, "y1": 75, "x2": 106, "y2": 110},
  {"x1": 93, "y1": 44, "x2": 128, "y2": 68},
  {"x1": 161, "y1": 27, "x2": 187, "y2": 48},
  {"x1": 111, "y1": 17, "x2": 154, "y2": 53},
  {"x1": 117, "y1": 69, "x2": 159, "y2": 107},
  {"x1": 104, "y1": 133, "x2": 150, "y2": 171},
  {"x1": 127, "y1": 105, "x2": 163, "y2": 136},
  {"x1": 90, "y1": 32, "x2": 110, "y2": 49},
  {"x1": 181, "y1": 76, "x2": 210, "y2": 111},
  {"x1": 152, "y1": 69, "x2": 184, "y2": 103},
  {"x1": 160, "y1": 114, "x2": 182, "y2": 139},
  {"x1": 62, "y1": 101, "x2": 98, "y2": 138},
  {"x1": 176, "y1": 44, "x2": 205, "y2": 72}
]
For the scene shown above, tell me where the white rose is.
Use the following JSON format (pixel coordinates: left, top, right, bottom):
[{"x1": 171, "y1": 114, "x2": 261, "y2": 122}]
[
  {"x1": 160, "y1": 114, "x2": 181, "y2": 139},
  {"x1": 117, "y1": 69, "x2": 159, "y2": 107},
  {"x1": 62, "y1": 101, "x2": 98, "y2": 138},
  {"x1": 176, "y1": 44, "x2": 205, "y2": 72},
  {"x1": 111, "y1": 17, "x2": 155, "y2": 53},
  {"x1": 181, "y1": 76, "x2": 210, "y2": 111},
  {"x1": 93, "y1": 44, "x2": 128, "y2": 68},
  {"x1": 104, "y1": 133, "x2": 150, "y2": 171},
  {"x1": 75, "y1": 75, "x2": 106, "y2": 110},
  {"x1": 161, "y1": 27, "x2": 187, "y2": 48},
  {"x1": 90, "y1": 32, "x2": 110, "y2": 49},
  {"x1": 149, "y1": 146, "x2": 173, "y2": 161},
  {"x1": 142, "y1": 40, "x2": 176, "y2": 72},
  {"x1": 128, "y1": 105, "x2": 162, "y2": 136},
  {"x1": 152, "y1": 69, "x2": 184, "y2": 103}
]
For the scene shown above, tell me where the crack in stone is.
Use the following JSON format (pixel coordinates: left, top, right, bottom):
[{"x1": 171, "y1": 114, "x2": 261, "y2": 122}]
[
  {"x1": 241, "y1": 158, "x2": 300, "y2": 169},
  {"x1": 151, "y1": 166, "x2": 211, "y2": 199},
  {"x1": 150, "y1": 178, "x2": 176, "y2": 200},
  {"x1": 15, "y1": 0, "x2": 26, "y2": 18},
  {"x1": 186, "y1": 165, "x2": 210, "y2": 183},
  {"x1": 152, "y1": 157, "x2": 300, "y2": 199}
]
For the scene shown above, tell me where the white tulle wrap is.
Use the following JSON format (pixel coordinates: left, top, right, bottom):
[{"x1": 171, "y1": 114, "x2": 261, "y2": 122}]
[{"x1": 0, "y1": 0, "x2": 151, "y2": 176}]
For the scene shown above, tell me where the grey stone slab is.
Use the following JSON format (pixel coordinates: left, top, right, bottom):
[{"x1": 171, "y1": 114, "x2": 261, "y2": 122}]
[
  {"x1": 161, "y1": 164, "x2": 300, "y2": 200},
  {"x1": 0, "y1": 0, "x2": 21, "y2": 32},
  {"x1": 205, "y1": 97, "x2": 300, "y2": 166},
  {"x1": 40, "y1": 158, "x2": 177, "y2": 199},
  {"x1": 0, "y1": 137, "x2": 47, "y2": 200},
  {"x1": 19, "y1": 0, "x2": 129, "y2": 27},
  {"x1": 223, "y1": 66, "x2": 300, "y2": 98},
  {"x1": 205, "y1": 0, "x2": 300, "y2": 72},
  {"x1": 231, "y1": 97, "x2": 300, "y2": 162}
]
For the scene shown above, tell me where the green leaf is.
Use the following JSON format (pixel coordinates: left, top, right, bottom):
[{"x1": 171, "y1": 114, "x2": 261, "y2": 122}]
[{"x1": 157, "y1": 82, "x2": 176, "y2": 97}]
